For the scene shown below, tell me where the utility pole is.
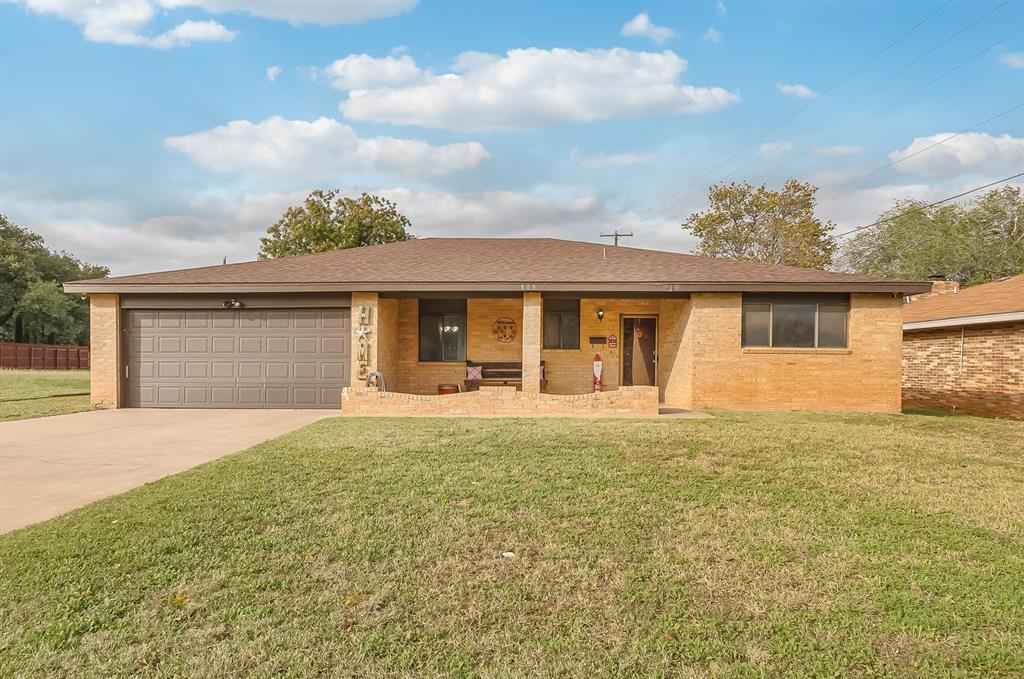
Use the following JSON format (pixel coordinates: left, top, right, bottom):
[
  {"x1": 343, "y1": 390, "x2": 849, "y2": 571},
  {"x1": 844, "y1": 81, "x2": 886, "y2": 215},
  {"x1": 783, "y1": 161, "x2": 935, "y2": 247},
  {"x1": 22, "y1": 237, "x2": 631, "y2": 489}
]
[{"x1": 600, "y1": 230, "x2": 633, "y2": 247}]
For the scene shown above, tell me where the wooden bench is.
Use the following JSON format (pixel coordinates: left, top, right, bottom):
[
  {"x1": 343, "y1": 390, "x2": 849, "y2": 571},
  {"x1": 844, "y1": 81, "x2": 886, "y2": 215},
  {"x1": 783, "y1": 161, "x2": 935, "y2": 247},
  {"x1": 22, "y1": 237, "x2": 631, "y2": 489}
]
[{"x1": 464, "y1": 361, "x2": 546, "y2": 391}]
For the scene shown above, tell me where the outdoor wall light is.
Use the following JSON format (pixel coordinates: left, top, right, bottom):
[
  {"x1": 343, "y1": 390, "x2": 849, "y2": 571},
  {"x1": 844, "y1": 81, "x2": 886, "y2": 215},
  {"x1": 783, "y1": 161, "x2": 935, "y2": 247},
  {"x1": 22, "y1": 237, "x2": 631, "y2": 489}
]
[
  {"x1": 596, "y1": 309, "x2": 605, "y2": 321},
  {"x1": 222, "y1": 298, "x2": 242, "y2": 309}
]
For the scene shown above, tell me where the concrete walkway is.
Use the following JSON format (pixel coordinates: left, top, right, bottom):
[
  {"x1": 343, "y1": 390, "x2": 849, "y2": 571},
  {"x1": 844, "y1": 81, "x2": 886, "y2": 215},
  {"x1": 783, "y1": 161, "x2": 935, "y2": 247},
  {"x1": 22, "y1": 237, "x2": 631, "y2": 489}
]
[{"x1": 0, "y1": 408, "x2": 333, "y2": 533}]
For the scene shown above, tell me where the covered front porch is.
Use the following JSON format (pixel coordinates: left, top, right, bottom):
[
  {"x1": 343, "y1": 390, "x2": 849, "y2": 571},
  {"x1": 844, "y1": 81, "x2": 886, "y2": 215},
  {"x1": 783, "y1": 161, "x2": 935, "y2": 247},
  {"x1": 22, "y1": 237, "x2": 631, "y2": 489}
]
[{"x1": 343, "y1": 291, "x2": 690, "y2": 416}]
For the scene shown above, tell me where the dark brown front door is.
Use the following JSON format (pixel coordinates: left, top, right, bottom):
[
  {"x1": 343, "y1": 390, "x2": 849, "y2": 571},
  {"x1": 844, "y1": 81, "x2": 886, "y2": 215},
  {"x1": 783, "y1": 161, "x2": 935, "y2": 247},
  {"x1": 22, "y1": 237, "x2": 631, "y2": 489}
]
[{"x1": 622, "y1": 317, "x2": 657, "y2": 386}]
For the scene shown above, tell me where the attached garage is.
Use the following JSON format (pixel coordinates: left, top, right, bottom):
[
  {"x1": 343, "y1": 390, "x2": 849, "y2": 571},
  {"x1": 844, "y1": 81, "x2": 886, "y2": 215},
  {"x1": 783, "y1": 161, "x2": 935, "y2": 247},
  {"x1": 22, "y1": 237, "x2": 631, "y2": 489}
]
[{"x1": 122, "y1": 299, "x2": 350, "y2": 409}]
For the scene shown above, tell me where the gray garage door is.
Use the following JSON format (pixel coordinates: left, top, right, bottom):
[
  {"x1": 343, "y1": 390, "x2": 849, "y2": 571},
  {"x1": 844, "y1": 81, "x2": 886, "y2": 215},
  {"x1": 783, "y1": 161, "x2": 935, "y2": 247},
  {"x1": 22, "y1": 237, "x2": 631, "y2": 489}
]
[{"x1": 125, "y1": 308, "x2": 350, "y2": 408}]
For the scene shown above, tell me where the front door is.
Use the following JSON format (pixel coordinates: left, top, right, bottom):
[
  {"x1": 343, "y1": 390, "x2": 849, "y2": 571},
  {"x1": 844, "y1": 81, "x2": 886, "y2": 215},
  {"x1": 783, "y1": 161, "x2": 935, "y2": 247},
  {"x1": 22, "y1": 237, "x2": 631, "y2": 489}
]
[{"x1": 621, "y1": 316, "x2": 657, "y2": 387}]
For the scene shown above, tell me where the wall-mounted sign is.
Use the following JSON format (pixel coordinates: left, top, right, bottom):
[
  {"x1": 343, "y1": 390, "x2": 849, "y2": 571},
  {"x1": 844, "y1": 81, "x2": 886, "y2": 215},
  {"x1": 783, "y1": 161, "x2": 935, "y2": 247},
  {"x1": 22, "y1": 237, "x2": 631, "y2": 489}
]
[
  {"x1": 492, "y1": 317, "x2": 518, "y2": 343},
  {"x1": 588, "y1": 336, "x2": 607, "y2": 345},
  {"x1": 607, "y1": 334, "x2": 618, "y2": 349}
]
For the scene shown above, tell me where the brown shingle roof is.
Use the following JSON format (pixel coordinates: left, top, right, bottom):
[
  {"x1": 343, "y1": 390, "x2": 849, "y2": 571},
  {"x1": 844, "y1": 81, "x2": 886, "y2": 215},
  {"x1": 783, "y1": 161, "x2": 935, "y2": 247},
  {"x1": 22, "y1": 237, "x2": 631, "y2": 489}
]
[
  {"x1": 903, "y1": 274, "x2": 1024, "y2": 324},
  {"x1": 65, "y1": 238, "x2": 930, "y2": 293}
]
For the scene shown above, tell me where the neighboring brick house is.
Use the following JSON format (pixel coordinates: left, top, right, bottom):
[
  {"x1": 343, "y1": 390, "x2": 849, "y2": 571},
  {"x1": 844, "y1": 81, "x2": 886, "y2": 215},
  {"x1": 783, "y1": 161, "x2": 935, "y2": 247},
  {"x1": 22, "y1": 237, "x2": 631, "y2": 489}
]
[
  {"x1": 64, "y1": 238, "x2": 930, "y2": 416},
  {"x1": 902, "y1": 274, "x2": 1024, "y2": 419}
]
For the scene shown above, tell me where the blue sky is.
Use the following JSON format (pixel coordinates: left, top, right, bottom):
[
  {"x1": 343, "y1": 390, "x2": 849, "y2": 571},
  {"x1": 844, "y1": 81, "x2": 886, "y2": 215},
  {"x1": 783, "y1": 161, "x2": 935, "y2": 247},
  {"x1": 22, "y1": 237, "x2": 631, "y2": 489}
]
[{"x1": 2, "y1": 0, "x2": 1022, "y2": 275}]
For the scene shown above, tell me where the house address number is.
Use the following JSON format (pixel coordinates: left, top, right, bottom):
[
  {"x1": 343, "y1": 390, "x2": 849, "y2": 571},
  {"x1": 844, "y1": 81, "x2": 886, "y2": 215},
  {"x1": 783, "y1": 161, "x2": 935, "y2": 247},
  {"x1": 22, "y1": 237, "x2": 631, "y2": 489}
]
[{"x1": 520, "y1": 283, "x2": 537, "y2": 290}]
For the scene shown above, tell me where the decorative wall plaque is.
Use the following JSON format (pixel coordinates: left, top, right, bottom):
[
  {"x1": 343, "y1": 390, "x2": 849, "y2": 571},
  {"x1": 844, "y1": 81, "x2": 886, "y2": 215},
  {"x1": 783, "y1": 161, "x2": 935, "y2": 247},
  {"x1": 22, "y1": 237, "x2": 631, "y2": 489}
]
[{"x1": 492, "y1": 317, "x2": 518, "y2": 343}]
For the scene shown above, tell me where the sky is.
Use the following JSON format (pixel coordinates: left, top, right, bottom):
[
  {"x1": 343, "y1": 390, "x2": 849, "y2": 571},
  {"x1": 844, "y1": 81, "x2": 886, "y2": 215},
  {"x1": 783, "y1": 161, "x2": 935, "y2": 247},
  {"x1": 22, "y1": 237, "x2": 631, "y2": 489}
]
[{"x1": 1, "y1": 0, "x2": 1022, "y2": 276}]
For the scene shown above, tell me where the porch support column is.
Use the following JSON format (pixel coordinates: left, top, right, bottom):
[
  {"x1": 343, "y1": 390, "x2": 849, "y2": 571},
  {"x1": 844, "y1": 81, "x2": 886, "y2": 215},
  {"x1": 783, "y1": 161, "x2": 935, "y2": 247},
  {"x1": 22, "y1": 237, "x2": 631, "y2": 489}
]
[
  {"x1": 351, "y1": 292, "x2": 380, "y2": 387},
  {"x1": 521, "y1": 291, "x2": 542, "y2": 393}
]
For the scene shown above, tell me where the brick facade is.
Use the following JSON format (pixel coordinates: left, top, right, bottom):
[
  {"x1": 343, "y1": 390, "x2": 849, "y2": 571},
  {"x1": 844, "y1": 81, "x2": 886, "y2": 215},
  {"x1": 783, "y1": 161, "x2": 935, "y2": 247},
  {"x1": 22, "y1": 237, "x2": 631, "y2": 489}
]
[
  {"x1": 680, "y1": 292, "x2": 903, "y2": 413},
  {"x1": 341, "y1": 384, "x2": 660, "y2": 417},
  {"x1": 902, "y1": 321, "x2": 1024, "y2": 419},
  {"x1": 89, "y1": 293, "x2": 120, "y2": 407},
  {"x1": 84, "y1": 290, "x2": 908, "y2": 416}
]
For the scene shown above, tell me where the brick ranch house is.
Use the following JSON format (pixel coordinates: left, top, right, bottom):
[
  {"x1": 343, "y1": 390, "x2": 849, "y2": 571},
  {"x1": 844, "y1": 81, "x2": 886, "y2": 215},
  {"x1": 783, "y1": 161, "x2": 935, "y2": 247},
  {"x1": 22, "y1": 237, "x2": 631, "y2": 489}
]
[
  {"x1": 902, "y1": 274, "x2": 1024, "y2": 419},
  {"x1": 64, "y1": 238, "x2": 930, "y2": 417}
]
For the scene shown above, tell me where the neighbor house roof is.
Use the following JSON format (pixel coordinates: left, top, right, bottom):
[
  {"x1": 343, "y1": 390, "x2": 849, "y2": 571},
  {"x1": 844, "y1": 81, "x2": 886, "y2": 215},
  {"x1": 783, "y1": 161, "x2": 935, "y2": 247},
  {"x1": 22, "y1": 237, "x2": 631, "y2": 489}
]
[
  {"x1": 64, "y1": 238, "x2": 931, "y2": 295},
  {"x1": 903, "y1": 274, "x2": 1024, "y2": 330}
]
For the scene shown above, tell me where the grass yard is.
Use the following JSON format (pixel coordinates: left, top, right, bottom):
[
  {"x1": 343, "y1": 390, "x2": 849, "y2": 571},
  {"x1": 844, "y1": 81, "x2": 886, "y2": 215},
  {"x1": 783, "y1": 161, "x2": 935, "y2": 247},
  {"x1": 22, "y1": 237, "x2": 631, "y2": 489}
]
[
  {"x1": 0, "y1": 369, "x2": 93, "y2": 421},
  {"x1": 1, "y1": 412, "x2": 1022, "y2": 678}
]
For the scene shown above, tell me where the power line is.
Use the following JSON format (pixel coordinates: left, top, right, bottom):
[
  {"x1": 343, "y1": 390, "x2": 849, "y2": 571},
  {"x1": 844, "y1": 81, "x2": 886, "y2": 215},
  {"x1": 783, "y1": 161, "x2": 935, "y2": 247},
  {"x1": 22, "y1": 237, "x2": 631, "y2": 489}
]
[
  {"x1": 607, "y1": 0, "x2": 953, "y2": 234},
  {"x1": 822, "y1": 103, "x2": 1024, "y2": 196},
  {"x1": 834, "y1": 173, "x2": 1024, "y2": 239},
  {"x1": 630, "y1": 24, "x2": 1021, "y2": 233},
  {"x1": 600, "y1": 230, "x2": 633, "y2": 246}
]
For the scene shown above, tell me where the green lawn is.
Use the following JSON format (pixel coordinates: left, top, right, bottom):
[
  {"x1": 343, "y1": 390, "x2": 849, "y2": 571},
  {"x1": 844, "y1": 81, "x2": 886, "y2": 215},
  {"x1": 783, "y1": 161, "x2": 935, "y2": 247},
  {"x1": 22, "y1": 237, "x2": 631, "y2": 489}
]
[
  {"x1": 1, "y1": 412, "x2": 1022, "y2": 677},
  {"x1": 0, "y1": 369, "x2": 93, "y2": 421}
]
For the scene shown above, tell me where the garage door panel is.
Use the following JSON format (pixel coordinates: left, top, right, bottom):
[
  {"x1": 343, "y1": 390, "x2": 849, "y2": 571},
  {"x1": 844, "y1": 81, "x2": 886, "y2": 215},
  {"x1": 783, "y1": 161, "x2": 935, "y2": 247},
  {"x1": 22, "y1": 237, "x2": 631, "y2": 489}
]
[
  {"x1": 125, "y1": 308, "x2": 349, "y2": 408},
  {"x1": 266, "y1": 337, "x2": 290, "y2": 353}
]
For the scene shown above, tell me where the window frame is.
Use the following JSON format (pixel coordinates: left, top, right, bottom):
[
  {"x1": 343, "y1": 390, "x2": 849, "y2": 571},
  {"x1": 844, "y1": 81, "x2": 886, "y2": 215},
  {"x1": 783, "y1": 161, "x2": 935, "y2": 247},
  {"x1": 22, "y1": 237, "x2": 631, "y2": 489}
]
[
  {"x1": 741, "y1": 294, "x2": 849, "y2": 349},
  {"x1": 418, "y1": 299, "x2": 467, "y2": 362},
  {"x1": 543, "y1": 298, "x2": 581, "y2": 350}
]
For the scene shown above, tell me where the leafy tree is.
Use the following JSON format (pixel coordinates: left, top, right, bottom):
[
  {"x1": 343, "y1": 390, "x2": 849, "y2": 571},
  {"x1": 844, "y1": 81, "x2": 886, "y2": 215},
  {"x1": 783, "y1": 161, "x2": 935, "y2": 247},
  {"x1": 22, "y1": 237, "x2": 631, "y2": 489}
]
[
  {"x1": 0, "y1": 214, "x2": 108, "y2": 344},
  {"x1": 259, "y1": 190, "x2": 414, "y2": 259},
  {"x1": 840, "y1": 186, "x2": 1023, "y2": 286},
  {"x1": 683, "y1": 180, "x2": 837, "y2": 269}
]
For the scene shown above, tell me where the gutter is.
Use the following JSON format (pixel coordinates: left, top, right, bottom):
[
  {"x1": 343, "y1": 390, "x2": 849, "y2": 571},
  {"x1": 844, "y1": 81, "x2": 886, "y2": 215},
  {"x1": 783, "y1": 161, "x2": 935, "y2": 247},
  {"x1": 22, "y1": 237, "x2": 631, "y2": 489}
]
[{"x1": 903, "y1": 310, "x2": 1024, "y2": 331}]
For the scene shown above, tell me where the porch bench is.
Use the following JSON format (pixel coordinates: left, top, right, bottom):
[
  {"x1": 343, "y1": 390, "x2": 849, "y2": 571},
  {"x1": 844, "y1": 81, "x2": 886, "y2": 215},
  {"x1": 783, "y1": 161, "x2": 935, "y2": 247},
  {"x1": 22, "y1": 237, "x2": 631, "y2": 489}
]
[{"x1": 464, "y1": 361, "x2": 546, "y2": 391}]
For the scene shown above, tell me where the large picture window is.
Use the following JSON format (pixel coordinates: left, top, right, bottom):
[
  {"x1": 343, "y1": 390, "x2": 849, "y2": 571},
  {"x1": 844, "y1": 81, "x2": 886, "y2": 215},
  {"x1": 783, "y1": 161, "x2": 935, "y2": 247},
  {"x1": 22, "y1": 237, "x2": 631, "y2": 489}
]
[
  {"x1": 742, "y1": 294, "x2": 849, "y2": 348},
  {"x1": 418, "y1": 299, "x2": 467, "y2": 362},
  {"x1": 543, "y1": 298, "x2": 580, "y2": 349}
]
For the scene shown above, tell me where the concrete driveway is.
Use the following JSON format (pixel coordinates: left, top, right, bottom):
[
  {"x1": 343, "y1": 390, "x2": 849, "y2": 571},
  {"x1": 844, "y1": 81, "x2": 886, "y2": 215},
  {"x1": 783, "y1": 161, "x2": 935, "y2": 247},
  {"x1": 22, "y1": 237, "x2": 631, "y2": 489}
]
[{"x1": 1, "y1": 408, "x2": 334, "y2": 533}]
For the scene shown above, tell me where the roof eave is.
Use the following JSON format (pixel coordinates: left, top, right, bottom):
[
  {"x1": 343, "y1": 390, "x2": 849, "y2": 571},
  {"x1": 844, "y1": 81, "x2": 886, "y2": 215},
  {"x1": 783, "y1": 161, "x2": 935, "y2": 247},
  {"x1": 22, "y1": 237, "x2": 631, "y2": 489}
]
[
  {"x1": 64, "y1": 280, "x2": 932, "y2": 295},
  {"x1": 904, "y1": 310, "x2": 1024, "y2": 330}
]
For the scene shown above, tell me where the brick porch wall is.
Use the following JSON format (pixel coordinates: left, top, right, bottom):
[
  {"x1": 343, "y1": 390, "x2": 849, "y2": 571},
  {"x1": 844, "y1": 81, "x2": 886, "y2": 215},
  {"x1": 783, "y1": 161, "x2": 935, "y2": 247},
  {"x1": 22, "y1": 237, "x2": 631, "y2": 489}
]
[
  {"x1": 902, "y1": 321, "x2": 1024, "y2": 419},
  {"x1": 341, "y1": 385, "x2": 660, "y2": 416}
]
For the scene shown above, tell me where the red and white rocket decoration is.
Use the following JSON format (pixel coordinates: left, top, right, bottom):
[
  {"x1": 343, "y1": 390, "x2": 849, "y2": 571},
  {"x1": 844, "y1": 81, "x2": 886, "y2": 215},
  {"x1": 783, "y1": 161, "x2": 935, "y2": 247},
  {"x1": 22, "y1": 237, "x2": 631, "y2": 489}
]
[{"x1": 593, "y1": 352, "x2": 603, "y2": 393}]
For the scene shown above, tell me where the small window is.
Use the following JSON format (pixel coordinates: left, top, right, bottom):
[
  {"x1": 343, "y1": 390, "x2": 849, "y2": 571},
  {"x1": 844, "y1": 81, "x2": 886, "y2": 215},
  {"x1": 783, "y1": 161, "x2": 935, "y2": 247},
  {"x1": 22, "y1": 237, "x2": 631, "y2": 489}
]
[
  {"x1": 418, "y1": 299, "x2": 466, "y2": 362},
  {"x1": 543, "y1": 298, "x2": 580, "y2": 349},
  {"x1": 817, "y1": 304, "x2": 848, "y2": 348},
  {"x1": 742, "y1": 303, "x2": 770, "y2": 347},
  {"x1": 742, "y1": 294, "x2": 849, "y2": 348}
]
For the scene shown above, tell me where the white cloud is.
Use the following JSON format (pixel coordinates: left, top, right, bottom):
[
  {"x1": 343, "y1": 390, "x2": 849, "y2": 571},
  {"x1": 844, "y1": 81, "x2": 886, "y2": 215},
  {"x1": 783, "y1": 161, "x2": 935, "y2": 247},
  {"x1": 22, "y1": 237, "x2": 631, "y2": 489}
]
[
  {"x1": 23, "y1": 0, "x2": 235, "y2": 48},
  {"x1": 703, "y1": 27, "x2": 723, "y2": 43},
  {"x1": 148, "y1": 19, "x2": 235, "y2": 48},
  {"x1": 266, "y1": 65, "x2": 282, "y2": 81},
  {"x1": 337, "y1": 48, "x2": 739, "y2": 130},
  {"x1": 888, "y1": 132, "x2": 1024, "y2": 178},
  {"x1": 716, "y1": 1, "x2": 727, "y2": 16},
  {"x1": 811, "y1": 145, "x2": 864, "y2": 157},
  {"x1": 999, "y1": 52, "x2": 1024, "y2": 69},
  {"x1": 450, "y1": 50, "x2": 500, "y2": 72},
  {"x1": 155, "y1": 0, "x2": 417, "y2": 26},
  {"x1": 578, "y1": 152, "x2": 654, "y2": 168},
  {"x1": 759, "y1": 141, "x2": 793, "y2": 154},
  {"x1": 164, "y1": 116, "x2": 489, "y2": 180},
  {"x1": 21, "y1": 0, "x2": 414, "y2": 47},
  {"x1": 321, "y1": 54, "x2": 423, "y2": 90},
  {"x1": 776, "y1": 82, "x2": 817, "y2": 98},
  {"x1": 620, "y1": 12, "x2": 675, "y2": 44}
]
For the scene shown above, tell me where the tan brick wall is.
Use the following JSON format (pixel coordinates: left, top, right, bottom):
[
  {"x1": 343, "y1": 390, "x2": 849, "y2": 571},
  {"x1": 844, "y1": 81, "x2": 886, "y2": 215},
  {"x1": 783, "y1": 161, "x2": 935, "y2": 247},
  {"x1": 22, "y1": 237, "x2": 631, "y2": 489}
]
[
  {"x1": 393, "y1": 298, "x2": 465, "y2": 394},
  {"x1": 376, "y1": 297, "x2": 398, "y2": 390},
  {"x1": 541, "y1": 298, "x2": 666, "y2": 396},
  {"x1": 903, "y1": 321, "x2": 1023, "y2": 419},
  {"x1": 657, "y1": 298, "x2": 692, "y2": 407},
  {"x1": 468, "y1": 297, "x2": 523, "y2": 361},
  {"x1": 342, "y1": 384, "x2": 660, "y2": 417},
  {"x1": 89, "y1": 293, "x2": 120, "y2": 407},
  {"x1": 683, "y1": 292, "x2": 903, "y2": 413}
]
